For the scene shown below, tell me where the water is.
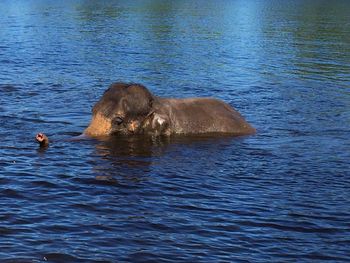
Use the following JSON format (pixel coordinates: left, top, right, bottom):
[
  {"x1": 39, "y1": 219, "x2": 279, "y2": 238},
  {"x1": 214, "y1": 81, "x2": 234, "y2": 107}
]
[{"x1": 1, "y1": 1, "x2": 350, "y2": 262}]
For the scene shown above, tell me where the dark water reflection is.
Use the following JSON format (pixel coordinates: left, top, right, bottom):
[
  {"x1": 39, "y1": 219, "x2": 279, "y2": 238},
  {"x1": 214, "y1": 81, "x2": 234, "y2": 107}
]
[{"x1": 1, "y1": 0, "x2": 350, "y2": 262}]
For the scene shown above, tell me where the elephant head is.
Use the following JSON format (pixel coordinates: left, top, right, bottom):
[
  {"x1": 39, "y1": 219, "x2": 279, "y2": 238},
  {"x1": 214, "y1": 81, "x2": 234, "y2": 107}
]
[{"x1": 84, "y1": 83, "x2": 155, "y2": 136}]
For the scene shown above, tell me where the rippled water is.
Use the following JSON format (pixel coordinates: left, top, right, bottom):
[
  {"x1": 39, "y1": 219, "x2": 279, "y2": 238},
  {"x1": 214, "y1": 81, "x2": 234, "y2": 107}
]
[{"x1": 1, "y1": 1, "x2": 350, "y2": 262}]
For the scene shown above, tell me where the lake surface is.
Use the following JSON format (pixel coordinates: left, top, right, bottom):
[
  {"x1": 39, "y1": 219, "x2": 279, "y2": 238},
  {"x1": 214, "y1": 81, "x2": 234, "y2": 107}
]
[{"x1": 1, "y1": 1, "x2": 349, "y2": 262}]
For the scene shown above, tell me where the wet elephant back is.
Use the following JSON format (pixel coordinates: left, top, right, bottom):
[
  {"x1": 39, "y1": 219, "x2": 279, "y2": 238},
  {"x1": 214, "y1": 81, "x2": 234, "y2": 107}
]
[{"x1": 161, "y1": 98, "x2": 255, "y2": 135}]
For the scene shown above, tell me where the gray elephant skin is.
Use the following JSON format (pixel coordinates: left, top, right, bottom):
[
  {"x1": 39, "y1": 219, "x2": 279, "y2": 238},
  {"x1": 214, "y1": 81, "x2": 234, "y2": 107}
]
[{"x1": 84, "y1": 82, "x2": 256, "y2": 137}]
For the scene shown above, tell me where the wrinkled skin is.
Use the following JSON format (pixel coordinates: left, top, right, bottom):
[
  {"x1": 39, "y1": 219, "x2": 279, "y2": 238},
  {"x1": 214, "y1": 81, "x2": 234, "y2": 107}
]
[{"x1": 84, "y1": 82, "x2": 256, "y2": 137}]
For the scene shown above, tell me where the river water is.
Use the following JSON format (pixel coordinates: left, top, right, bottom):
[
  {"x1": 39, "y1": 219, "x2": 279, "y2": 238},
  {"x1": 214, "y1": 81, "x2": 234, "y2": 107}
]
[{"x1": 0, "y1": 1, "x2": 349, "y2": 262}]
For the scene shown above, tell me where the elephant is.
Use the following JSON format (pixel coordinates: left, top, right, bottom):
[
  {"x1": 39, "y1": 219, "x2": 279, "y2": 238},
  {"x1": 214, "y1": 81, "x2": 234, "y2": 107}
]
[
  {"x1": 36, "y1": 82, "x2": 255, "y2": 147},
  {"x1": 84, "y1": 82, "x2": 255, "y2": 136}
]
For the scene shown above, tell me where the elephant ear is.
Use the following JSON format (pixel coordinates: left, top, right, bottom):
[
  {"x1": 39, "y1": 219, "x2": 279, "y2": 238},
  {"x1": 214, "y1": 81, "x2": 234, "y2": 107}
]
[{"x1": 124, "y1": 84, "x2": 154, "y2": 116}]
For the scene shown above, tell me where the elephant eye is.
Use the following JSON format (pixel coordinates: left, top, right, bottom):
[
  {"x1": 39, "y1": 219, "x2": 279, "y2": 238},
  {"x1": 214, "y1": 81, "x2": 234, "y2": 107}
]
[{"x1": 113, "y1": 117, "x2": 123, "y2": 125}]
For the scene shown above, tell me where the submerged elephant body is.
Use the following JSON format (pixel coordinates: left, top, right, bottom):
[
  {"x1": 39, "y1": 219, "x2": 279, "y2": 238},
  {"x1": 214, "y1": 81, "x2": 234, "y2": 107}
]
[{"x1": 84, "y1": 83, "x2": 255, "y2": 137}]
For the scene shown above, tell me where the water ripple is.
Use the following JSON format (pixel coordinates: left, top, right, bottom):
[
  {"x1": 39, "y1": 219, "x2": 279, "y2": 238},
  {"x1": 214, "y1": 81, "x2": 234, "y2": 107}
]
[{"x1": 0, "y1": 0, "x2": 349, "y2": 262}]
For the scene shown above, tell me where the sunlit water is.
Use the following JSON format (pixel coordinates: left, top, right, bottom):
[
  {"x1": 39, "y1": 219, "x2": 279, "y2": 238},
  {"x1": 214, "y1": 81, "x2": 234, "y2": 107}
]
[{"x1": 1, "y1": 1, "x2": 349, "y2": 262}]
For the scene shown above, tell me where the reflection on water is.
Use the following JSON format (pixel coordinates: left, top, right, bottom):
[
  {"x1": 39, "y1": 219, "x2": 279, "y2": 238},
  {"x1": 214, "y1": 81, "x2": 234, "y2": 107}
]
[
  {"x1": 91, "y1": 135, "x2": 161, "y2": 183},
  {"x1": 91, "y1": 134, "x2": 238, "y2": 184},
  {"x1": 95, "y1": 135, "x2": 170, "y2": 158},
  {"x1": 94, "y1": 134, "x2": 237, "y2": 158},
  {"x1": 0, "y1": 0, "x2": 349, "y2": 262}
]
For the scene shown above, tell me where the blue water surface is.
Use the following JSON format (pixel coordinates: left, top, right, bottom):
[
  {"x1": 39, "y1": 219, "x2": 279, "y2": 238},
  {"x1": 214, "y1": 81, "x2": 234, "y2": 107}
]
[{"x1": 0, "y1": 1, "x2": 349, "y2": 262}]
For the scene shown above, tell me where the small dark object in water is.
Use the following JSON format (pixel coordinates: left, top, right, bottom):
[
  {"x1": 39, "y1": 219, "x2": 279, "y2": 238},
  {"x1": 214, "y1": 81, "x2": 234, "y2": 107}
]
[{"x1": 36, "y1": 133, "x2": 49, "y2": 147}]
